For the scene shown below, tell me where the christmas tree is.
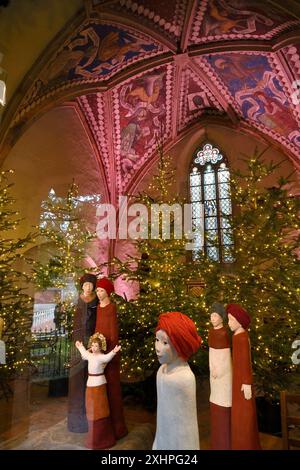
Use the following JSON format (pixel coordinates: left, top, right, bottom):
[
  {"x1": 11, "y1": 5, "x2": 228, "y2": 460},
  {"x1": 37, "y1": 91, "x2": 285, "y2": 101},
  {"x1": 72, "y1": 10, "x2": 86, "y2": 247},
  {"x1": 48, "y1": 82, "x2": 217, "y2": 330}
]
[
  {"x1": 108, "y1": 147, "x2": 300, "y2": 401},
  {"x1": 32, "y1": 181, "x2": 99, "y2": 333},
  {"x1": 0, "y1": 169, "x2": 35, "y2": 378},
  {"x1": 202, "y1": 148, "x2": 300, "y2": 399},
  {"x1": 106, "y1": 150, "x2": 214, "y2": 380}
]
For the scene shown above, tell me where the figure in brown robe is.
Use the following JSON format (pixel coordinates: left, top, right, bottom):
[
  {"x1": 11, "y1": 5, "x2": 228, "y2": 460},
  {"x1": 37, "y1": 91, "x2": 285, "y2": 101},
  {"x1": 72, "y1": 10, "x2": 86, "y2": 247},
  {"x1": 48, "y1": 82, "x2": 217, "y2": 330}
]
[
  {"x1": 67, "y1": 273, "x2": 98, "y2": 433},
  {"x1": 227, "y1": 303, "x2": 261, "y2": 450}
]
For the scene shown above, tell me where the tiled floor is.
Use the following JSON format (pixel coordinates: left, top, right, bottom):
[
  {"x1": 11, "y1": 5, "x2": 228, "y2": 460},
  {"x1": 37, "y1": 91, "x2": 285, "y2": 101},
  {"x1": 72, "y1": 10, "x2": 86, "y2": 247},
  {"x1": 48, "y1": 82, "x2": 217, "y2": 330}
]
[{"x1": 0, "y1": 378, "x2": 283, "y2": 450}]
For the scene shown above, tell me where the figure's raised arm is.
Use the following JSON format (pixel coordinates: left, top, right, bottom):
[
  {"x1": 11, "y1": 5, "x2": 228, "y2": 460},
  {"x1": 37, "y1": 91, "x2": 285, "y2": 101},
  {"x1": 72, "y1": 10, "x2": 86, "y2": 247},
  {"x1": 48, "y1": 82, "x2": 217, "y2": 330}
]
[
  {"x1": 102, "y1": 345, "x2": 121, "y2": 364},
  {"x1": 75, "y1": 341, "x2": 89, "y2": 360}
]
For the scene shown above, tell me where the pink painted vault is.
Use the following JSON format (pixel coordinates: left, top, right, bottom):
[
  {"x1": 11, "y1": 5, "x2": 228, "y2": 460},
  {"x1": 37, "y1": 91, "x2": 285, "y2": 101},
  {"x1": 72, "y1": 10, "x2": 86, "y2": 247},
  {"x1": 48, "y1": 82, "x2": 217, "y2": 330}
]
[{"x1": 6, "y1": 0, "x2": 300, "y2": 199}]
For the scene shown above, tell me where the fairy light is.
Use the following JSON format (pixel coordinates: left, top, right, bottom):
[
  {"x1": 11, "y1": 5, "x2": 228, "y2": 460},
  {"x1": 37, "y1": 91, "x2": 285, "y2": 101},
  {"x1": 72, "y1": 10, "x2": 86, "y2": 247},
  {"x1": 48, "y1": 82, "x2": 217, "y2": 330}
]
[
  {"x1": 122, "y1": 152, "x2": 299, "y2": 394},
  {"x1": 0, "y1": 170, "x2": 38, "y2": 377}
]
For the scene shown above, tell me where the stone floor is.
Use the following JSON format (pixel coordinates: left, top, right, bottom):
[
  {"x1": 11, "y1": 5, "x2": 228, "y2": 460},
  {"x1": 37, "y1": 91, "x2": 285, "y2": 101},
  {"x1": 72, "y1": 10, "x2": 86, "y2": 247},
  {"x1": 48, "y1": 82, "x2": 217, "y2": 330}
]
[{"x1": 0, "y1": 378, "x2": 284, "y2": 450}]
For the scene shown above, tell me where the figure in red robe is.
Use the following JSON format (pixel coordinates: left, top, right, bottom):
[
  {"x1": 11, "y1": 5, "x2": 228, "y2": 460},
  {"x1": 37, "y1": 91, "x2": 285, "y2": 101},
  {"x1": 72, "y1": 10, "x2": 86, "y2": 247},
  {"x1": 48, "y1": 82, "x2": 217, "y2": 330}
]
[
  {"x1": 93, "y1": 277, "x2": 128, "y2": 448},
  {"x1": 227, "y1": 303, "x2": 261, "y2": 450}
]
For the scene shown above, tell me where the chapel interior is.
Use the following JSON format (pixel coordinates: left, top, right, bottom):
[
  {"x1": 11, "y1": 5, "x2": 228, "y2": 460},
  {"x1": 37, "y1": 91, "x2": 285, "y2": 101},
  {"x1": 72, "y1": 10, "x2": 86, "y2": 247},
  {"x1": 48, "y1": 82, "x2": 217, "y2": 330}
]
[{"x1": 0, "y1": 0, "x2": 300, "y2": 451}]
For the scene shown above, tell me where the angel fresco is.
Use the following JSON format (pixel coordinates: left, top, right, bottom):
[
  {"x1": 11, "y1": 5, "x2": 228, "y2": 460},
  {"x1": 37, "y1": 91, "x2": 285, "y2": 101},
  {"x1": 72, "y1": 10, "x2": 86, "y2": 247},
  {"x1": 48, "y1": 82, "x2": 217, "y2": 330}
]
[
  {"x1": 120, "y1": 73, "x2": 165, "y2": 118},
  {"x1": 119, "y1": 72, "x2": 165, "y2": 174},
  {"x1": 234, "y1": 70, "x2": 299, "y2": 138},
  {"x1": 203, "y1": 0, "x2": 276, "y2": 37},
  {"x1": 71, "y1": 28, "x2": 141, "y2": 78},
  {"x1": 210, "y1": 55, "x2": 267, "y2": 83},
  {"x1": 38, "y1": 28, "x2": 99, "y2": 85},
  {"x1": 34, "y1": 26, "x2": 157, "y2": 89}
]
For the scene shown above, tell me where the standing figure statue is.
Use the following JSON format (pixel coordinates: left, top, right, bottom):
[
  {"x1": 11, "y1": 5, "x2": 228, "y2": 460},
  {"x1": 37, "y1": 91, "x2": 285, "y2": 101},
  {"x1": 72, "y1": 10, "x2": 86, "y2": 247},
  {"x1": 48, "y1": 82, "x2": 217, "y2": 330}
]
[
  {"x1": 67, "y1": 273, "x2": 98, "y2": 433},
  {"x1": 153, "y1": 311, "x2": 202, "y2": 450},
  {"x1": 208, "y1": 302, "x2": 232, "y2": 449},
  {"x1": 75, "y1": 333, "x2": 121, "y2": 449},
  {"x1": 227, "y1": 303, "x2": 261, "y2": 450},
  {"x1": 94, "y1": 277, "x2": 128, "y2": 446}
]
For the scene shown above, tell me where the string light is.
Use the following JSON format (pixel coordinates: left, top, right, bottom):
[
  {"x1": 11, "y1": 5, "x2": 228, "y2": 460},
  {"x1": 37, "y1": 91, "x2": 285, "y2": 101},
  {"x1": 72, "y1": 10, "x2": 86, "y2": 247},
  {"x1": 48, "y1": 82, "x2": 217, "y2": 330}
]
[
  {"x1": 117, "y1": 149, "x2": 300, "y2": 397},
  {"x1": 0, "y1": 170, "x2": 37, "y2": 378}
]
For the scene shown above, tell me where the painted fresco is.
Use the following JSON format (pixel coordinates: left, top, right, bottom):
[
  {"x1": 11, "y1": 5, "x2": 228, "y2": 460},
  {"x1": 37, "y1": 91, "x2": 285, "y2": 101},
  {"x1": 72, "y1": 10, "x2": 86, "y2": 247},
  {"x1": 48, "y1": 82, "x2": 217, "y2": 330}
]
[
  {"x1": 179, "y1": 68, "x2": 223, "y2": 129},
  {"x1": 107, "y1": 0, "x2": 187, "y2": 37},
  {"x1": 206, "y1": 53, "x2": 300, "y2": 147},
  {"x1": 113, "y1": 64, "x2": 173, "y2": 188},
  {"x1": 78, "y1": 93, "x2": 112, "y2": 189},
  {"x1": 283, "y1": 44, "x2": 300, "y2": 81},
  {"x1": 191, "y1": 0, "x2": 298, "y2": 43},
  {"x1": 20, "y1": 22, "x2": 163, "y2": 109}
]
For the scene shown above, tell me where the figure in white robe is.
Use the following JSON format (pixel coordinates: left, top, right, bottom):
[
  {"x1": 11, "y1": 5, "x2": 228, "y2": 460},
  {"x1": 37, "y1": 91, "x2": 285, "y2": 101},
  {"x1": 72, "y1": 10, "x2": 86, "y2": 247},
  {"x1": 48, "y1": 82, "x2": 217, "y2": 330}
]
[
  {"x1": 152, "y1": 312, "x2": 202, "y2": 450},
  {"x1": 208, "y1": 302, "x2": 232, "y2": 449}
]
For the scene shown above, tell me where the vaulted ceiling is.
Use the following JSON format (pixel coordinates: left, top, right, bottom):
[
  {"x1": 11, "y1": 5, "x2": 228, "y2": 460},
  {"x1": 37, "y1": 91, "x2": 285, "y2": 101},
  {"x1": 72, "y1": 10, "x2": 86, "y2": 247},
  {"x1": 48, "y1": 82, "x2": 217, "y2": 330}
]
[{"x1": 1, "y1": 0, "x2": 300, "y2": 201}]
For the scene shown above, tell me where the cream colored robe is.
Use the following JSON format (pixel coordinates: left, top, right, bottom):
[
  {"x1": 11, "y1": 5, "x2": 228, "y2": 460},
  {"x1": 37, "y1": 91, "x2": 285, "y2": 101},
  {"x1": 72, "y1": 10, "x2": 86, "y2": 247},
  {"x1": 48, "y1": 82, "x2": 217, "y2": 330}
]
[{"x1": 153, "y1": 362, "x2": 200, "y2": 450}]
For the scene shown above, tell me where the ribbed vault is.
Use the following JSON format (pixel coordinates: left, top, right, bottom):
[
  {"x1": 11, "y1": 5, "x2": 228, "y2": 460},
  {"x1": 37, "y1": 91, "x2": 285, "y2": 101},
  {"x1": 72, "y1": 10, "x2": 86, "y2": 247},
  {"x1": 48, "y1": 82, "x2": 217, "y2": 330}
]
[{"x1": 1, "y1": 0, "x2": 300, "y2": 202}]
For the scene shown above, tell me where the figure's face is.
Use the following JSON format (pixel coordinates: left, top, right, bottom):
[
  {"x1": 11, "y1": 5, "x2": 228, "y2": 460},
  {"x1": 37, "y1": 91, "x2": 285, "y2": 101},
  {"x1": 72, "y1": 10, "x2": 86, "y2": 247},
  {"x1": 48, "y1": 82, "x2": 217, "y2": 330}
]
[
  {"x1": 82, "y1": 282, "x2": 94, "y2": 296},
  {"x1": 155, "y1": 329, "x2": 178, "y2": 365},
  {"x1": 96, "y1": 287, "x2": 108, "y2": 301},
  {"x1": 91, "y1": 341, "x2": 100, "y2": 354},
  {"x1": 210, "y1": 312, "x2": 223, "y2": 328},
  {"x1": 228, "y1": 314, "x2": 241, "y2": 332}
]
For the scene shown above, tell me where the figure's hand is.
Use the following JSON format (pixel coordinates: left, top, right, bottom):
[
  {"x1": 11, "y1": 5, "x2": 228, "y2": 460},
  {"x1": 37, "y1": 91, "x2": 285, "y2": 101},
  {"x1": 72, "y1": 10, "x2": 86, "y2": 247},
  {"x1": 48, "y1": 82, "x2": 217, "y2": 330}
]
[
  {"x1": 241, "y1": 384, "x2": 252, "y2": 400},
  {"x1": 75, "y1": 341, "x2": 82, "y2": 349},
  {"x1": 113, "y1": 345, "x2": 121, "y2": 354}
]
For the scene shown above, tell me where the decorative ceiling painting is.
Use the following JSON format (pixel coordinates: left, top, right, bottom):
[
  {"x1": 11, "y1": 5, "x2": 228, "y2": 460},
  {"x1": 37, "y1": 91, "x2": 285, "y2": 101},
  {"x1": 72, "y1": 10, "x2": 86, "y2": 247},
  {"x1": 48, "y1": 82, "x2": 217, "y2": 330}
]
[
  {"x1": 17, "y1": 20, "x2": 167, "y2": 114},
  {"x1": 78, "y1": 92, "x2": 112, "y2": 191},
  {"x1": 196, "y1": 52, "x2": 300, "y2": 154},
  {"x1": 283, "y1": 45, "x2": 300, "y2": 80},
  {"x1": 106, "y1": 0, "x2": 188, "y2": 39},
  {"x1": 3, "y1": 0, "x2": 300, "y2": 199},
  {"x1": 190, "y1": 0, "x2": 299, "y2": 44},
  {"x1": 179, "y1": 66, "x2": 224, "y2": 130},
  {"x1": 112, "y1": 64, "x2": 173, "y2": 191}
]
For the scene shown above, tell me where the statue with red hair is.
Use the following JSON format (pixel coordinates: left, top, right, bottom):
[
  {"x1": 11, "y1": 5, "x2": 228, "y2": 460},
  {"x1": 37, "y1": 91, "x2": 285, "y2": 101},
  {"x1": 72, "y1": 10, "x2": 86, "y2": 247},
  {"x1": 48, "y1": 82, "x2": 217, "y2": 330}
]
[
  {"x1": 227, "y1": 303, "x2": 261, "y2": 450},
  {"x1": 92, "y1": 277, "x2": 128, "y2": 448},
  {"x1": 153, "y1": 312, "x2": 202, "y2": 450}
]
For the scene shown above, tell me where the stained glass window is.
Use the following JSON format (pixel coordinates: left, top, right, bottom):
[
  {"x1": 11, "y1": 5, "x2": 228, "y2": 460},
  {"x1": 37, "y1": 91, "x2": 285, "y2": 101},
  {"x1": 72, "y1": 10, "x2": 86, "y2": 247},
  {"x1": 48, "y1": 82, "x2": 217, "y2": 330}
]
[{"x1": 189, "y1": 143, "x2": 234, "y2": 262}]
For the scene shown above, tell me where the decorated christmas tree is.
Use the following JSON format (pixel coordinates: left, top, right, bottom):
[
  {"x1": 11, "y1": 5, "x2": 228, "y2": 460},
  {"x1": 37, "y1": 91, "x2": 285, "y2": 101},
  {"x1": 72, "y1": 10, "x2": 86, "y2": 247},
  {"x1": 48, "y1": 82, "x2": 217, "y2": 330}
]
[
  {"x1": 0, "y1": 169, "x2": 35, "y2": 378},
  {"x1": 106, "y1": 150, "x2": 213, "y2": 380},
  {"x1": 202, "y1": 148, "x2": 300, "y2": 399},
  {"x1": 107, "y1": 147, "x2": 300, "y2": 401},
  {"x1": 32, "y1": 181, "x2": 99, "y2": 333}
]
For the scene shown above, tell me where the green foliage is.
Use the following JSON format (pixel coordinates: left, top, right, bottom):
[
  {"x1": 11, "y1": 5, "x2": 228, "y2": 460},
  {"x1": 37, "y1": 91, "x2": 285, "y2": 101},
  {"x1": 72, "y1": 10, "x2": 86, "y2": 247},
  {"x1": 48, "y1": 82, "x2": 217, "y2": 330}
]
[
  {"x1": 104, "y1": 151, "x2": 213, "y2": 380},
  {"x1": 32, "y1": 182, "x2": 96, "y2": 288},
  {"x1": 203, "y1": 148, "x2": 300, "y2": 399},
  {"x1": 0, "y1": 170, "x2": 35, "y2": 378},
  {"x1": 32, "y1": 181, "x2": 98, "y2": 334},
  {"x1": 106, "y1": 148, "x2": 300, "y2": 400}
]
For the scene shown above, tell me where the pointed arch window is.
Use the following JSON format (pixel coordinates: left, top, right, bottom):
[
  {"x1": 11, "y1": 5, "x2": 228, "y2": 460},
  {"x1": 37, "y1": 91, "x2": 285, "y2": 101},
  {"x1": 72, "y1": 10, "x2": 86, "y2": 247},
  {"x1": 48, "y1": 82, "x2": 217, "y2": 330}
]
[{"x1": 189, "y1": 143, "x2": 234, "y2": 262}]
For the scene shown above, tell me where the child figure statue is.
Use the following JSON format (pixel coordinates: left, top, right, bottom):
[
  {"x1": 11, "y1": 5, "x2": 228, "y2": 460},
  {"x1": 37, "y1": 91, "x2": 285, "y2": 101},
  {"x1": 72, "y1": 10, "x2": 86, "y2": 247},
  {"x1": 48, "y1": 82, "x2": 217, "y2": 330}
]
[
  {"x1": 227, "y1": 303, "x2": 261, "y2": 450},
  {"x1": 75, "y1": 332, "x2": 121, "y2": 450},
  {"x1": 153, "y1": 311, "x2": 202, "y2": 450},
  {"x1": 208, "y1": 302, "x2": 232, "y2": 449}
]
